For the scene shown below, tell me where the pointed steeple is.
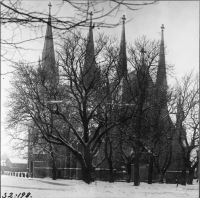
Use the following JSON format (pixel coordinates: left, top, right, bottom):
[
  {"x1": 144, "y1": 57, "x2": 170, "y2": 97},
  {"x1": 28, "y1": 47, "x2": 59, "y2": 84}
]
[
  {"x1": 156, "y1": 24, "x2": 167, "y2": 89},
  {"x1": 83, "y1": 11, "x2": 99, "y2": 88},
  {"x1": 84, "y1": 11, "x2": 95, "y2": 69},
  {"x1": 118, "y1": 15, "x2": 127, "y2": 79},
  {"x1": 42, "y1": 3, "x2": 58, "y2": 81},
  {"x1": 155, "y1": 24, "x2": 169, "y2": 117},
  {"x1": 138, "y1": 47, "x2": 148, "y2": 84}
]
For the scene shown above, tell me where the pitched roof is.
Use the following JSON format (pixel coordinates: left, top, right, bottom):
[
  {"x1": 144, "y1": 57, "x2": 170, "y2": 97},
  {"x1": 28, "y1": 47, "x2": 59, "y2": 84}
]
[{"x1": 8, "y1": 158, "x2": 27, "y2": 164}]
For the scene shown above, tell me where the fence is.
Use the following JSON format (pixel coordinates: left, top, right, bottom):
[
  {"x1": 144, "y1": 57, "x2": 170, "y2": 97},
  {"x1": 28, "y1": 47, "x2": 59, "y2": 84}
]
[{"x1": 1, "y1": 171, "x2": 29, "y2": 178}]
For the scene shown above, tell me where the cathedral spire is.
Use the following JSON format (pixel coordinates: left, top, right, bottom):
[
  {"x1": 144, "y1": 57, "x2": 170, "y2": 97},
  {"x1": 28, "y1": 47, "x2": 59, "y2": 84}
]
[
  {"x1": 156, "y1": 24, "x2": 167, "y2": 89},
  {"x1": 118, "y1": 15, "x2": 127, "y2": 78},
  {"x1": 83, "y1": 11, "x2": 98, "y2": 88},
  {"x1": 86, "y1": 11, "x2": 95, "y2": 62},
  {"x1": 139, "y1": 47, "x2": 147, "y2": 80},
  {"x1": 42, "y1": 2, "x2": 56, "y2": 75},
  {"x1": 48, "y1": 2, "x2": 52, "y2": 16}
]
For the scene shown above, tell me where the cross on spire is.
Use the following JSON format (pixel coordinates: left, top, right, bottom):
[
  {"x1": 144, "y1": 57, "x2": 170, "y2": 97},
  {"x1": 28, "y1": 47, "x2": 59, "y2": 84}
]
[
  {"x1": 122, "y1": 15, "x2": 126, "y2": 24},
  {"x1": 48, "y1": 2, "x2": 52, "y2": 15},
  {"x1": 161, "y1": 24, "x2": 165, "y2": 31}
]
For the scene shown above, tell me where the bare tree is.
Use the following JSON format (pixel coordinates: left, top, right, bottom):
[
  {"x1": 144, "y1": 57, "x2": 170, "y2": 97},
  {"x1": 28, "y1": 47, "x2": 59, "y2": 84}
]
[
  {"x1": 151, "y1": 123, "x2": 174, "y2": 183},
  {"x1": 117, "y1": 36, "x2": 161, "y2": 185},
  {"x1": 104, "y1": 132, "x2": 119, "y2": 183},
  {"x1": 175, "y1": 71, "x2": 199, "y2": 185},
  {"x1": 118, "y1": 36, "x2": 176, "y2": 185},
  {"x1": 6, "y1": 32, "x2": 135, "y2": 184},
  {"x1": 6, "y1": 117, "x2": 61, "y2": 180}
]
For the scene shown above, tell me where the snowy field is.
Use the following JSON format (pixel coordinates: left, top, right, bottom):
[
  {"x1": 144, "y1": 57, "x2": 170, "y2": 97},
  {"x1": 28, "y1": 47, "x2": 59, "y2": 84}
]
[{"x1": 1, "y1": 175, "x2": 198, "y2": 198}]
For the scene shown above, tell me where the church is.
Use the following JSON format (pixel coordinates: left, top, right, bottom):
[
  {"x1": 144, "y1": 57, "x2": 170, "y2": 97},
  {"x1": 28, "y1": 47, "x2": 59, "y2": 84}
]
[{"x1": 27, "y1": 4, "x2": 181, "y2": 183}]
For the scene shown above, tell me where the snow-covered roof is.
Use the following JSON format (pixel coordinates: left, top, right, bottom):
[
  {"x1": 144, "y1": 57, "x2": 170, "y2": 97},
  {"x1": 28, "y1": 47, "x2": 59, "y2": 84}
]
[{"x1": 8, "y1": 158, "x2": 27, "y2": 164}]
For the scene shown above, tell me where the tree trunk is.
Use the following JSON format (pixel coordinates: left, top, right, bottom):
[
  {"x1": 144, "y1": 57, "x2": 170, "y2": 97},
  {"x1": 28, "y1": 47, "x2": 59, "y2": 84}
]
[
  {"x1": 104, "y1": 136, "x2": 114, "y2": 183},
  {"x1": 108, "y1": 160, "x2": 114, "y2": 183},
  {"x1": 134, "y1": 153, "x2": 140, "y2": 186},
  {"x1": 81, "y1": 165, "x2": 95, "y2": 184},
  {"x1": 50, "y1": 146, "x2": 57, "y2": 180},
  {"x1": 187, "y1": 169, "x2": 194, "y2": 185},
  {"x1": 126, "y1": 161, "x2": 132, "y2": 183},
  {"x1": 52, "y1": 159, "x2": 57, "y2": 180},
  {"x1": 80, "y1": 147, "x2": 95, "y2": 184},
  {"x1": 180, "y1": 167, "x2": 186, "y2": 185},
  {"x1": 148, "y1": 155, "x2": 154, "y2": 184},
  {"x1": 159, "y1": 172, "x2": 164, "y2": 183}
]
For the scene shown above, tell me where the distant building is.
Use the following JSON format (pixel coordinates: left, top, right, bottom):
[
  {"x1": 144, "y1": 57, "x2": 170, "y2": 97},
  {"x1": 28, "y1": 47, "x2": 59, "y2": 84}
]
[
  {"x1": 1, "y1": 160, "x2": 6, "y2": 173},
  {"x1": 5, "y1": 158, "x2": 27, "y2": 173}
]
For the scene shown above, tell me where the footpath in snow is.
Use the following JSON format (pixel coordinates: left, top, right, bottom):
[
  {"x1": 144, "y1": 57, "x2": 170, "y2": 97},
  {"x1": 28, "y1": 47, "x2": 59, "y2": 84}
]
[{"x1": 1, "y1": 175, "x2": 198, "y2": 198}]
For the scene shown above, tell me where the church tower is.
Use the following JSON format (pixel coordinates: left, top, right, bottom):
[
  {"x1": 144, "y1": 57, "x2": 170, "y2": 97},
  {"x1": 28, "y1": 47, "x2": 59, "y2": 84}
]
[
  {"x1": 154, "y1": 25, "x2": 174, "y2": 138},
  {"x1": 41, "y1": 3, "x2": 58, "y2": 84},
  {"x1": 118, "y1": 15, "x2": 127, "y2": 79},
  {"x1": 83, "y1": 12, "x2": 99, "y2": 89},
  {"x1": 117, "y1": 15, "x2": 128, "y2": 103},
  {"x1": 156, "y1": 24, "x2": 167, "y2": 97},
  {"x1": 155, "y1": 24, "x2": 169, "y2": 118}
]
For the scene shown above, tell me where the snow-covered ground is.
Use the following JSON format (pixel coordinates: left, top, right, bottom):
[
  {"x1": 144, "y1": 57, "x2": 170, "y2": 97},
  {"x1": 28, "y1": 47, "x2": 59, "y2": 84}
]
[{"x1": 1, "y1": 175, "x2": 198, "y2": 198}]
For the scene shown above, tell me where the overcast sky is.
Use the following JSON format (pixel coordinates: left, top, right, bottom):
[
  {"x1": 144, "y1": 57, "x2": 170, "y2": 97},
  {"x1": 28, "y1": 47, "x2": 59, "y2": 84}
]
[{"x1": 1, "y1": 1, "x2": 199, "y2": 156}]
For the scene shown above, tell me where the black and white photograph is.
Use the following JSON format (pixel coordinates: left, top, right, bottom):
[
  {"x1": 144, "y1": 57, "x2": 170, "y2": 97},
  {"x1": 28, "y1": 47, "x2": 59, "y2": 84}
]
[{"x1": 1, "y1": 1, "x2": 199, "y2": 198}]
